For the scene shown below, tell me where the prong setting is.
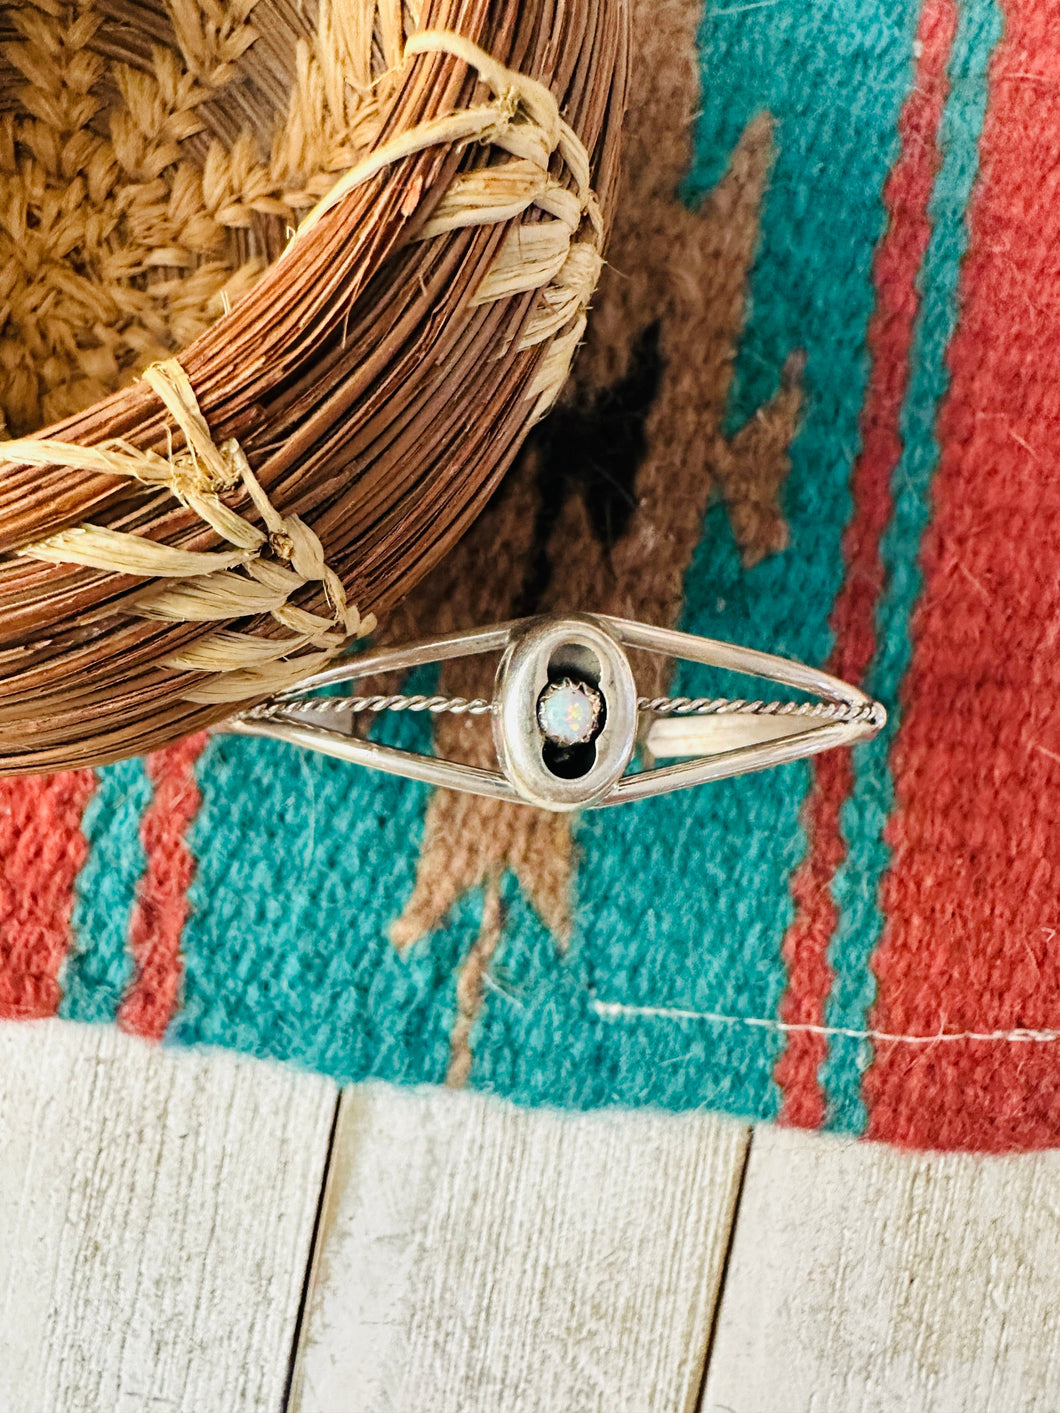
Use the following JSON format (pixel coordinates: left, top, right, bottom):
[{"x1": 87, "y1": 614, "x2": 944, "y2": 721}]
[{"x1": 494, "y1": 617, "x2": 638, "y2": 811}]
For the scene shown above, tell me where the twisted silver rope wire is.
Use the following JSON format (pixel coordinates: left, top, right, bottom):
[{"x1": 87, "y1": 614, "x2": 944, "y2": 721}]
[
  {"x1": 251, "y1": 694, "x2": 882, "y2": 726},
  {"x1": 643, "y1": 697, "x2": 883, "y2": 725}
]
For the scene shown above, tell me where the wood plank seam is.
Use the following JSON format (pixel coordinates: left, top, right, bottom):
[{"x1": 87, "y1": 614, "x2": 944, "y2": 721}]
[
  {"x1": 282, "y1": 1091, "x2": 342, "y2": 1413},
  {"x1": 693, "y1": 1129, "x2": 754, "y2": 1413},
  {"x1": 290, "y1": 1087, "x2": 752, "y2": 1413}
]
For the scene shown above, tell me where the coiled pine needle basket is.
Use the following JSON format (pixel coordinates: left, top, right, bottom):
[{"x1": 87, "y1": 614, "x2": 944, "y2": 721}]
[{"x1": 0, "y1": 0, "x2": 628, "y2": 774}]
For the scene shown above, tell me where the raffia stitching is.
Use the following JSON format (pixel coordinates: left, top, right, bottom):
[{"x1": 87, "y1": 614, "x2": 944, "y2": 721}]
[
  {"x1": 289, "y1": 29, "x2": 604, "y2": 420},
  {"x1": 11, "y1": 357, "x2": 375, "y2": 704}
]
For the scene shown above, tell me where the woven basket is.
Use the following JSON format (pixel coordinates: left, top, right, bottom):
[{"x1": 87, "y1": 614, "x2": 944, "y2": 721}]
[{"x1": 0, "y1": 0, "x2": 628, "y2": 774}]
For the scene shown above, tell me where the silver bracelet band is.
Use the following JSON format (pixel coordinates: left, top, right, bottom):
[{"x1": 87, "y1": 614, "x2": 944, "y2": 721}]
[{"x1": 227, "y1": 613, "x2": 887, "y2": 812}]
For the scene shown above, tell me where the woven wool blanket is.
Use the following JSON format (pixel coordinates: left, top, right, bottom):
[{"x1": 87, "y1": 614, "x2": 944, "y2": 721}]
[{"x1": 4, "y1": 0, "x2": 1057, "y2": 1154}]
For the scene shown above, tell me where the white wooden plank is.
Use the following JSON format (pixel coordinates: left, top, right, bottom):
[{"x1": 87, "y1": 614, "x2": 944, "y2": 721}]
[
  {"x1": 703, "y1": 1126, "x2": 1060, "y2": 1413},
  {"x1": 0, "y1": 1019, "x2": 336, "y2": 1413},
  {"x1": 291, "y1": 1085, "x2": 749, "y2": 1413}
]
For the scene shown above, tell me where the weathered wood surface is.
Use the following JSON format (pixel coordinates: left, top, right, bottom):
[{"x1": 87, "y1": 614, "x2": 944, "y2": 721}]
[
  {"x1": 0, "y1": 1020, "x2": 335, "y2": 1413},
  {"x1": 703, "y1": 1126, "x2": 1060, "y2": 1413},
  {"x1": 291, "y1": 1085, "x2": 750, "y2": 1413},
  {"x1": 2, "y1": 1021, "x2": 1060, "y2": 1412}
]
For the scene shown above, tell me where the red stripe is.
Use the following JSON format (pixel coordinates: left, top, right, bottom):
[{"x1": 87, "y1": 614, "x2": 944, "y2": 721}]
[
  {"x1": 866, "y1": 4, "x2": 1060, "y2": 1151},
  {"x1": 118, "y1": 734, "x2": 207, "y2": 1041},
  {"x1": 774, "y1": 0, "x2": 957, "y2": 1128},
  {"x1": 0, "y1": 772, "x2": 96, "y2": 1020}
]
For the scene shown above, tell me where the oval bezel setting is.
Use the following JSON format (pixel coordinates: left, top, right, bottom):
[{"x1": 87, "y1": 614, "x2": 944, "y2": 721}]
[{"x1": 493, "y1": 616, "x2": 638, "y2": 811}]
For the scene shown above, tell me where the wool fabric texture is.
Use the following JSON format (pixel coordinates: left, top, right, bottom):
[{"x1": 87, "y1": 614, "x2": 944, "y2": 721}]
[{"x1": 3, "y1": 0, "x2": 1057, "y2": 1154}]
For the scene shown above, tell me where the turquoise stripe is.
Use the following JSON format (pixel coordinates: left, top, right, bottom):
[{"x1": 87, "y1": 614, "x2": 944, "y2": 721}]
[
  {"x1": 822, "y1": 0, "x2": 1004, "y2": 1132},
  {"x1": 62, "y1": 758, "x2": 152, "y2": 1024},
  {"x1": 171, "y1": 668, "x2": 458, "y2": 1082}
]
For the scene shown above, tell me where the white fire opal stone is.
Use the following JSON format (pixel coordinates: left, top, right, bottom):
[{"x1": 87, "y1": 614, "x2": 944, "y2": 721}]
[{"x1": 537, "y1": 678, "x2": 603, "y2": 748}]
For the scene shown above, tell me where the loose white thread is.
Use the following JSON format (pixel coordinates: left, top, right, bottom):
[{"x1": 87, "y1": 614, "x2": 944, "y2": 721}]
[{"x1": 590, "y1": 998, "x2": 1060, "y2": 1046}]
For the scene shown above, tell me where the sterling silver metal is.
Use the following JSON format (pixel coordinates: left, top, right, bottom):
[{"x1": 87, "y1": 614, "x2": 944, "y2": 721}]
[
  {"x1": 228, "y1": 614, "x2": 887, "y2": 811},
  {"x1": 257, "y1": 692, "x2": 877, "y2": 723}
]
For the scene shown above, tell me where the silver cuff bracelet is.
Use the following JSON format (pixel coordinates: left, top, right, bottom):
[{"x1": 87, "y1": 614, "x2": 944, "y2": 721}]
[{"x1": 228, "y1": 613, "x2": 886, "y2": 812}]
